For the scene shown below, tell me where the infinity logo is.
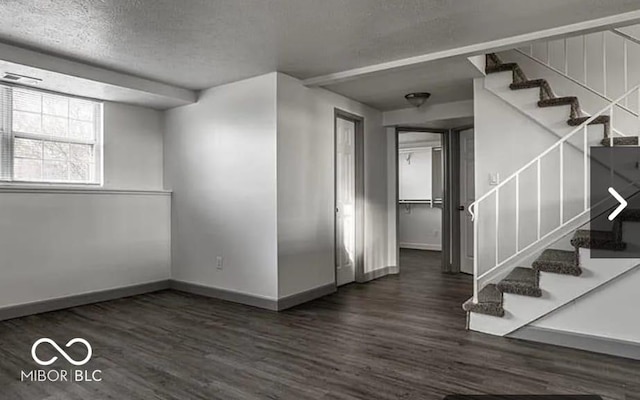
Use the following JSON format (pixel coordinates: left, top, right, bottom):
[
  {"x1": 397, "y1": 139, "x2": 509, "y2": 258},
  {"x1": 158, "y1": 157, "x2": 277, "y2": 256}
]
[{"x1": 31, "y1": 338, "x2": 93, "y2": 366}]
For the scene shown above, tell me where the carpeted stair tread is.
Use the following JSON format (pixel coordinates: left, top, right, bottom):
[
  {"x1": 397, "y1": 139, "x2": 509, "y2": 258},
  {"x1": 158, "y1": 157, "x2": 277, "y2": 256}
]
[
  {"x1": 532, "y1": 249, "x2": 581, "y2": 276},
  {"x1": 462, "y1": 284, "x2": 504, "y2": 317},
  {"x1": 568, "y1": 115, "x2": 610, "y2": 137},
  {"x1": 486, "y1": 53, "x2": 502, "y2": 66},
  {"x1": 510, "y1": 79, "x2": 553, "y2": 100},
  {"x1": 538, "y1": 96, "x2": 581, "y2": 119},
  {"x1": 485, "y1": 60, "x2": 527, "y2": 83},
  {"x1": 497, "y1": 267, "x2": 541, "y2": 297},
  {"x1": 567, "y1": 115, "x2": 610, "y2": 126},
  {"x1": 601, "y1": 136, "x2": 639, "y2": 146},
  {"x1": 570, "y1": 229, "x2": 626, "y2": 251}
]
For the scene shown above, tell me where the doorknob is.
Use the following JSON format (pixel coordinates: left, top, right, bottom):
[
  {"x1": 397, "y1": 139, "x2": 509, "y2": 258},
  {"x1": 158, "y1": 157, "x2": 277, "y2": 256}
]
[{"x1": 458, "y1": 206, "x2": 465, "y2": 211}]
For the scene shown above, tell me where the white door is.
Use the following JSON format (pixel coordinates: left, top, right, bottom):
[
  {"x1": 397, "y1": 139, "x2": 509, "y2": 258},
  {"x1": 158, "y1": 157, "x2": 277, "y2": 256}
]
[
  {"x1": 460, "y1": 128, "x2": 475, "y2": 274},
  {"x1": 336, "y1": 117, "x2": 356, "y2": 286}
]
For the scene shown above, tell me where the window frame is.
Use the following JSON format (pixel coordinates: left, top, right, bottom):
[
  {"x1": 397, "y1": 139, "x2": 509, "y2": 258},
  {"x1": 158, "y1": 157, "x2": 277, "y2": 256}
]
[{"x1": 0, "y1": 84, "x2": 104, "y2": 187}]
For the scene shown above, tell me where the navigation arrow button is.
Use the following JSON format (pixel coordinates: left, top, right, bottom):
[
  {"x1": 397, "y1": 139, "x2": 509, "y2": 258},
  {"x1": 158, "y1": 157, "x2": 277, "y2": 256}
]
[{"x1": 608, "y1": 187, "x2": 628, "y2": 221}]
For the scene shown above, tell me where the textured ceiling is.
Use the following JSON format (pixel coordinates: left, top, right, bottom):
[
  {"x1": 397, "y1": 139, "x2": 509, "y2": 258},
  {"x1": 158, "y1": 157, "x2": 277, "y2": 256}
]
[
  {"x1": 1, "y1": 0, "x2": 640, "y2": 90},
  {"x1": 325, "y1": 57, "x2": 482, "y2": 110}
]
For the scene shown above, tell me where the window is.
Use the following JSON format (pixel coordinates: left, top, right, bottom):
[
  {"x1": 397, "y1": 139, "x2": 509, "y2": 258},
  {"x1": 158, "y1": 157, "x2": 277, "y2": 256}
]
[{"x1": 0, "y1": 85, "x2": 102, "y2": 184}]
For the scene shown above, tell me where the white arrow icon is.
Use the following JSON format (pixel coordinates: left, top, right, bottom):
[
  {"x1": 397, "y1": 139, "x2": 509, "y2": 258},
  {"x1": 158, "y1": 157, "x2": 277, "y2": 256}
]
[{"x1": 608, "y1": 187, "x2": 628, "y2": 221}]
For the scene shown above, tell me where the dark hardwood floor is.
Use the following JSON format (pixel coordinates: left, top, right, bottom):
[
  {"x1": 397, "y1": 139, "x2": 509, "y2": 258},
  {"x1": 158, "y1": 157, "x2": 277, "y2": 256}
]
[{"x1": 1, "y1": 249, "x2": 639, "y2": 399}]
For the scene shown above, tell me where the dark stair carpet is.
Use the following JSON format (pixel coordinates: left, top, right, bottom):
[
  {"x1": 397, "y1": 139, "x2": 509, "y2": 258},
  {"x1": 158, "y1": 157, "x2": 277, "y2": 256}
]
[
  {"x1": 532, "y1": 249, "x2": 582, "y2": 276},
  {"x1": 537, "y1": 97, "x2": 581, "y2": 119},
  {"x1": 567, "y1": 115, "x2": 610, "y2": 138},
  {"x1": 570, "y1": 229, "x2": 626, "y2": 251},
  {"x1": 483, "y1": 53, "x2": 620, "y2": 138},
  {"x1": 601, "y1": 136, "x2": 639, "y2": 146},
  {"x1": 509, "y1": 79, "x2": 554, "y2": 100},
  {"x1": 462, "y1": 284, "x2": 504, "y2": 317},
  {"x1": 497, "y1": 267, "x2": 541, "y2": 297}
]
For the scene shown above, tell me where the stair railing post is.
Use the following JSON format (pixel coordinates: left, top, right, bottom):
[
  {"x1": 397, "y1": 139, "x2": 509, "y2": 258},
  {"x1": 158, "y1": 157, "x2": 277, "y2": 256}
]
[{"x1": 473, "y1": 203, "x2": 479, "y2": 303}]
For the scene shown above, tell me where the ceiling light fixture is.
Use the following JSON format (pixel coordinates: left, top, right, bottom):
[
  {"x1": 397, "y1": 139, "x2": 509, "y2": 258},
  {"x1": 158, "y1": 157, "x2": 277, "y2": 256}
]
[{"x1": 405, "y1": 92, "x2": 431, "y2": 108}]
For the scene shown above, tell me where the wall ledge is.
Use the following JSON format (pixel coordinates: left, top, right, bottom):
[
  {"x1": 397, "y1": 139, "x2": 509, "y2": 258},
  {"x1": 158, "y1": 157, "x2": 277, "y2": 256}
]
[{"x1": 0, "y1": 186, "x2": 172, "y2": 196}]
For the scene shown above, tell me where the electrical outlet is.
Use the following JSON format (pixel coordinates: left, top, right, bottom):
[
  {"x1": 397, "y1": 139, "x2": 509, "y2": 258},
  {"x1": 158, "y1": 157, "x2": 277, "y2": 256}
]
[{"x1": 216, "y1": 256, "x2": 223, "y2": 270}]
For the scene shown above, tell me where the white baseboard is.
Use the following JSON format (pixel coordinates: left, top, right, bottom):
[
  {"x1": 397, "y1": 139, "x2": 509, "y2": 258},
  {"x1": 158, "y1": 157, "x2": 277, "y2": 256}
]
[
  {"x1": 510, "y1": 326, "x2": 640, "y2": 361},
  {"x1": 399, "y1": 242, "x2": 441, "y2": 251}
]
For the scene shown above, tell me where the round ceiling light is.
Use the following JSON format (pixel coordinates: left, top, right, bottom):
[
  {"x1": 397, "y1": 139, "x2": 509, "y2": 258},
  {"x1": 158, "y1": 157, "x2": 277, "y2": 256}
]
[{"x1": 405, "y1": 92, "x2": 431, "y2": 108}]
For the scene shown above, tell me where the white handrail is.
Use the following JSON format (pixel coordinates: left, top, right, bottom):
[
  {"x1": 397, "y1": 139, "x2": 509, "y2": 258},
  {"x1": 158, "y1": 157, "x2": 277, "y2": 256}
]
[{"x1": 469, "y1": 80, "x2": 640, "y2": 302}]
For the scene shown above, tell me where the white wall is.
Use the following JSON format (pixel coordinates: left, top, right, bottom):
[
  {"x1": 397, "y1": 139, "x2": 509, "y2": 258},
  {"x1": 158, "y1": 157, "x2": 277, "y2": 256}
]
[
  {"x1": 0, "y1": 191, "x2": 171, "y2": 308},
  {"x1": 164, "y1": 73, "x2": 279, "y2": 300},
  {"x1": 276, "y1": 73, "x2": 389, "y2": 297},
  {"x1": 532, "y1": 266, "x2": 640, "y2": 344},
  {"x1": 103, "y1": 102, "x2": 164, "y2": 190},
  {"x1": 398, "y1": 205, "x2": 442, "y2": 251},
  {"x1": 0, "y1": 102, "x2": 171, "y2": 310},
  {"x1": 531, "y1": 221, "x2": 640, "y2": 344}
]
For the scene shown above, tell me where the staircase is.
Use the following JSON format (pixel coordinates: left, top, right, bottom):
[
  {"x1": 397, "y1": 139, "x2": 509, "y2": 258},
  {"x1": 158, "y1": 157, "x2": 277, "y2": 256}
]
[{"x1": 464, "y1": 52, "x2": 640, "y2": 336}]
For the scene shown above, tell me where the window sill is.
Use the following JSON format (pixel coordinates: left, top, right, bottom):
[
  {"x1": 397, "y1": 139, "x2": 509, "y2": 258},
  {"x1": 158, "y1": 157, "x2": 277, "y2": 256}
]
[{"x1": 0, "y1": 185, "x2": 171, "y2": 196}]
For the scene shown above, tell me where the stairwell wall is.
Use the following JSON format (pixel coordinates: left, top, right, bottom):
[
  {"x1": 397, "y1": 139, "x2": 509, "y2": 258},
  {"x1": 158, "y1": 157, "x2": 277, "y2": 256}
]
[
  {"x1": 531, "y1": 265, "x2": 640, "y2": 345},
  {"x1": 474, "y1": 77, "x2": 589, "y2": 278}
]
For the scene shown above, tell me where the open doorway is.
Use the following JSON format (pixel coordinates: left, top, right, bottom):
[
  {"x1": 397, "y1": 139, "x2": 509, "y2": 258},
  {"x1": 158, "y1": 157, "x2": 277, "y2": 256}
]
[
  {"x1": 397, "y1": 129, "x2": 445, "y2": 271},
  {"x1": 334, "y1": 109, "x2": 364, "y2": 287},
  {"x1": 394, "y1": 125, "x2": 474, "y2": 276}
]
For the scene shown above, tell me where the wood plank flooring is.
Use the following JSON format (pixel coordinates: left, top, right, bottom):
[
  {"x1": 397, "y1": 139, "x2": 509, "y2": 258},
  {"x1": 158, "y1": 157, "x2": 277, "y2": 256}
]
[{"x1": 1, "y1": 249, "x2": 639, "y2": 399}]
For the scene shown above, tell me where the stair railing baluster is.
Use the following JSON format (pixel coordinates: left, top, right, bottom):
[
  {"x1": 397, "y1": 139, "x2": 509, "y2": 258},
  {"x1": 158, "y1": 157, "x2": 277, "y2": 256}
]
[
  {"x1": 603, "y1": 31, "x2": 607, "y2": 97},
  {"x1": 516, "y1": 174, "x2": 520, "y2": 253},
  {"x1": 495, "y1": 190, "x2": 500, "y2": 267},
  {"x1": 537, "y1": 159, "x2": 541, "y2": 240},
  {"x1": 547, "y1": 42, "x2": 550, "y2": 65},
  {"x1": 564, "y1": 38, "x2": 568, "y2": 75},
  {"x1": 560, "y1": 142, "x2": 564, "y2": 225},
  {"x1": 583, "y1": 35, "x2": 588, "y2": 85},
  {"x1": 637, "y1": 88, "x2": 640, "y2": 138},
  {"x1": 584, "y1": 125, "x2": 589, "y2": 212},
  {"x1": 624, "y1": 38, "x2": 628, "y2": 108}
]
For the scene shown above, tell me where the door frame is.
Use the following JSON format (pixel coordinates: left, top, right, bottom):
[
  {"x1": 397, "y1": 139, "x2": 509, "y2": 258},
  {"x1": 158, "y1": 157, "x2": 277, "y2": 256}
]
[
  {"x1": 334, "y1": 109, "x2": 365, "y2": 285},
  {"x1": 395, "y1": 127, "x2": 452, "y2": 273},
  {"x1": 451, "y1": 124, "x2": 475, "y2": 272}
]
